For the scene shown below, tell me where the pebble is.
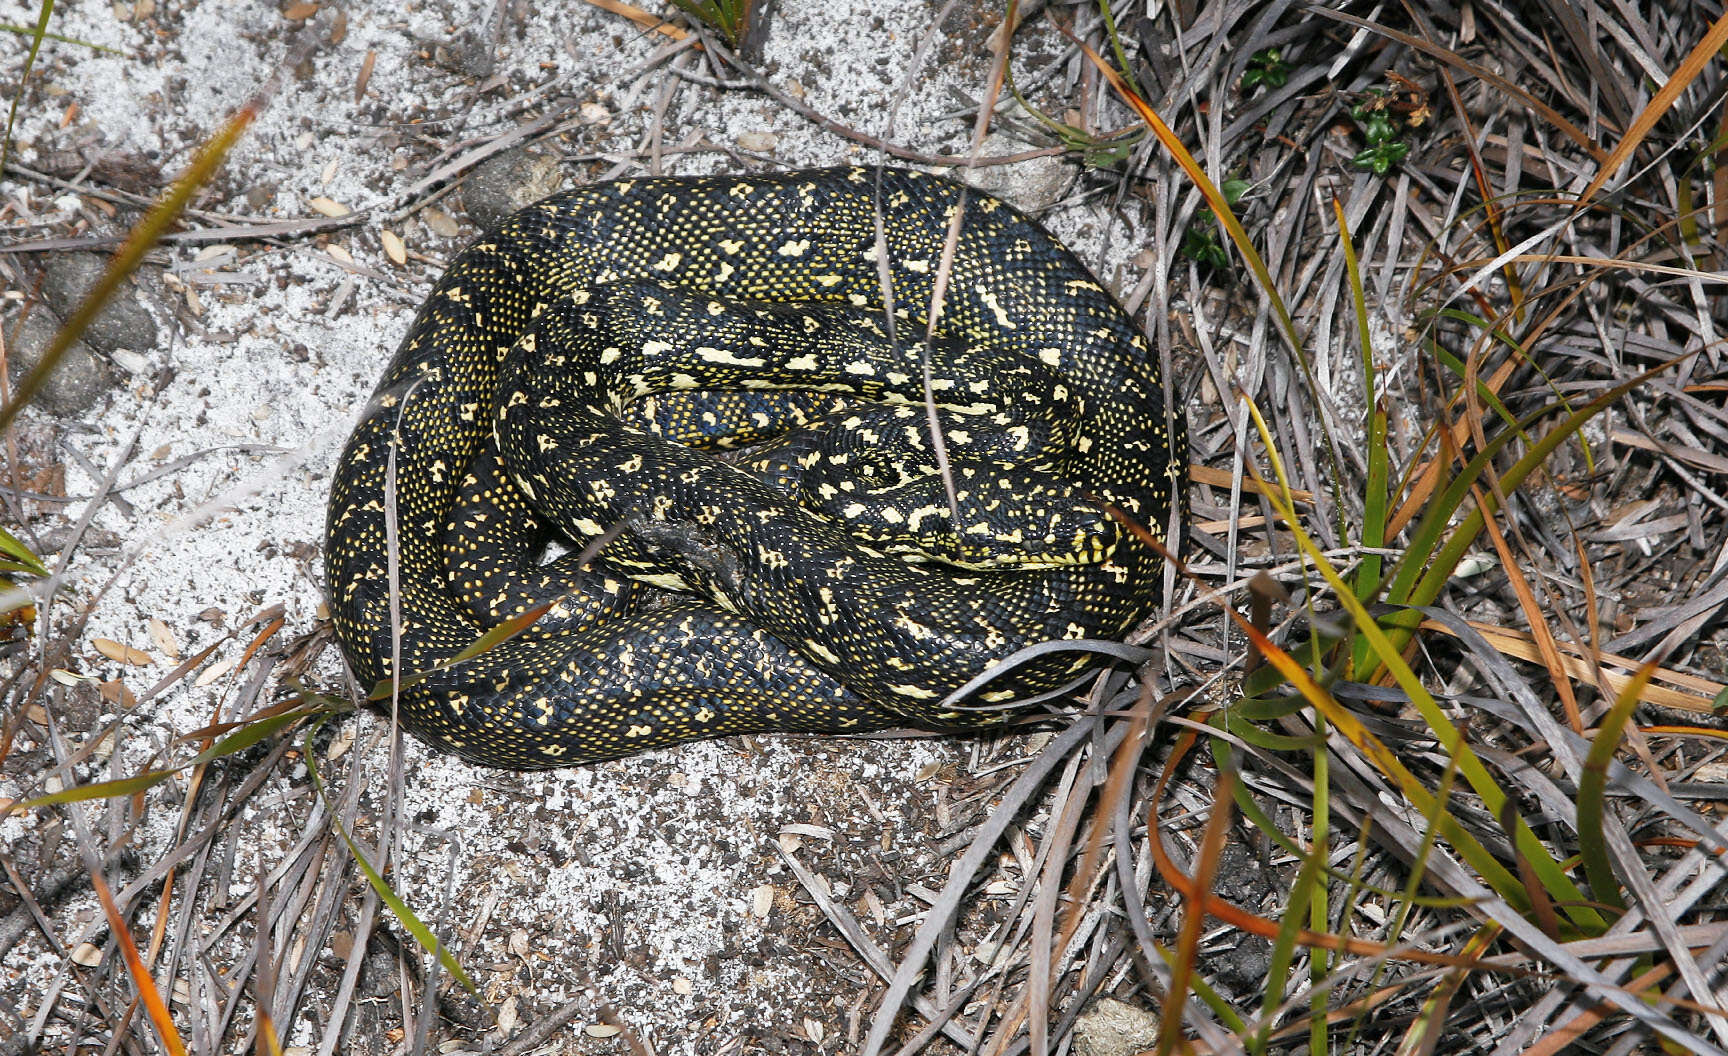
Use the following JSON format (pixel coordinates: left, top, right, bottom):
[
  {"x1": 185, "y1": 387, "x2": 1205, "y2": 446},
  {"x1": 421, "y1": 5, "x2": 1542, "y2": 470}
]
[
  {"x1": 42, "y1": 252, "x2": 160, "y2": 358},
  {"x1": 6, "y1": 307, "x2": 115, "y2": 417},
  {"x1": 459, "y1": 146, "x2": 566, "y2": 231}
]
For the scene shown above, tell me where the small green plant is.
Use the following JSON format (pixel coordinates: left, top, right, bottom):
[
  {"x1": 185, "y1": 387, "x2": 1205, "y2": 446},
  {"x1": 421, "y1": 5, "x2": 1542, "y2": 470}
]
[
  {"x1": 0, "y1": 524, "x2": 48, "y2": 638},
  {"x1": 665, "y1": 0, "x2": 752, "y2": 47},
  {"x1": 1025, "y1": 112, "x2": 1144, "y2": 170},
  {"x1": 1007, "y1": 76, "x2": 1146, "y2": 169},
  {"x1": 1011, "y1": 3, "x2": 1147, "y2": 172},
  {"x1": 1348, "y1": 77, "x2": 1429, "y2": 175},
  {"x1": 1180, "y1": 176, "x2": 1250, "y2": 269},
  {"x1": 1241, "y1": 47, "x2": 1288, "y2": 91},
  {"x1": 1351, "y1": 92, "x2": 1410, "y2": 174}
]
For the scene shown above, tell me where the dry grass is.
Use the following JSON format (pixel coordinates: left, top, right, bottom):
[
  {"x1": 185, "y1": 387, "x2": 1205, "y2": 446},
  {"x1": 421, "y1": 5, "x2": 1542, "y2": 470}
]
[{"x1": 5, "y1": 0, "x2": 1728, "y2": 1053}]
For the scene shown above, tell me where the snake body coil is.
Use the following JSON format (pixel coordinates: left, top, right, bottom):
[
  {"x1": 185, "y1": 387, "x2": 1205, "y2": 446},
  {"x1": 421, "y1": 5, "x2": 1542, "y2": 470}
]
[{"x1": 325, "y1": 167, "x2": 1183, "y2": 769}]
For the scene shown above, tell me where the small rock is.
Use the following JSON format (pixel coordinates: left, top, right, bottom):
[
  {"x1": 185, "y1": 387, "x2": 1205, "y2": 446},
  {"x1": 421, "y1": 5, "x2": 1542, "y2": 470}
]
[
  {"x1": 736, "y1": 130, "x2": 778, "y2": 153},
  {"x1": 422, "y1": 208, "x2": 461, "y2": 240},
  {"x1": 460, "y1": 147, "x2": 566, "y2": 231},
  {"x1": 1072, "y1": 997, "x2": 1158, "y2": 1056},
  {"x1": 7, "y1": 307, "x2": 117, "y2": 417},
  {"x1": 41, "y1": 253, "x2": 159, "y2": 357},
  {"x1": 967, "y1": 134, "x2": 1076, "y2": 212},
  {"x1": 111, "y1": 348, "x2": 150, "y2": 374}
]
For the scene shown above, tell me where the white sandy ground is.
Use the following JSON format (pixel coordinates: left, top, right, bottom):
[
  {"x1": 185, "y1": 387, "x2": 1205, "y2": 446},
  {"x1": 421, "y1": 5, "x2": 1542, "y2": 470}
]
[{"x1": 0, "y1": 0, "x2": 1162, "y2": 1049}]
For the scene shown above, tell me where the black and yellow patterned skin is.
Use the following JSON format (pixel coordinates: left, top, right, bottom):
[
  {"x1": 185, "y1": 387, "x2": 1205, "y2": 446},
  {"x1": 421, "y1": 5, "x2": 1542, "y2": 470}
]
[{"x1": 325, "y1": 167, "x2": 1184, "y2": 769}]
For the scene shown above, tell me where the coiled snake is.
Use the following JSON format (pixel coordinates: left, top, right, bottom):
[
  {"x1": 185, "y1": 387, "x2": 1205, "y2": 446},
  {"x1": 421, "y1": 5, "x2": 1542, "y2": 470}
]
[{"x1": 325, "y1": 166, "x2": 1183, "y2": 769}]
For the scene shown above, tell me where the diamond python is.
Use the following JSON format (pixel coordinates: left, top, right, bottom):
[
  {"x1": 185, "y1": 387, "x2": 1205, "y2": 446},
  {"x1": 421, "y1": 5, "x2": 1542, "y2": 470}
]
[{"x1": 325, "y1": 166, "x2": 1184, "y2": 769}]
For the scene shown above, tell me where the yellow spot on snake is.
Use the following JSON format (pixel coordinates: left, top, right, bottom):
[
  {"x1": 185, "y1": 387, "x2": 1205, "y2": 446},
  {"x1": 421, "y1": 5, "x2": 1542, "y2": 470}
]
[
  {"x1": 888, "y1": 684, "x2": 938, "y2": 700},
  {"x1": 696, "y1": 346, "x2": 765, "y2": 367}
]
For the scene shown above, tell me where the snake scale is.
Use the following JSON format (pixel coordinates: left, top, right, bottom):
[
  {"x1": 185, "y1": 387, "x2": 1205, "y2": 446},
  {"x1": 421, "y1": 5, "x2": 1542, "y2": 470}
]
[{"x1": 325, "y1": 166, "x2": 1184, "y2": 769}]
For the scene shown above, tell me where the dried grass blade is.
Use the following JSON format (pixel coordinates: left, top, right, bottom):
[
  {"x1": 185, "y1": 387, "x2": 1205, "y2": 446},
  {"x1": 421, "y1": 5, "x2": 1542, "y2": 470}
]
[
  {"x1": 1714, "y1": 107, "x2": 1728, "y2": 266},
  {"x1": 1520, "y1": 963, "x2": 1674, "y2": 1056},
  {"x1": 235, "y1": 609, "x2": 287, "y2": 672},
  {"x1": 860, "y1": 718, "x2": 1113, "y2": 1056},
  {"x1": 1061, "y1": 697, "x2": 1150, "y2": 939},
  {"x1": 584, "y1": 0, "x2": 686, "y2": 39},
  {"x1": 1468, "y1": 487, "x2": 1583, "y2": 730},
  {"x1": 1486, "y1": 253, "x2": 1728, "y2": 283},
  {"x1": 1154, "y1": 764, "x2": 1235, "y2": 1056},
  {"x1": 1498, "y1": 797, "x2": 1564, "y2": 940},
  {"x1": 1432, "y1": 65, "x2": 1523, "y2": 316},
  {"x1": 1188, "y1": 465, "x2": 1315, "y2": 504},
  {"x1": 1423, "y1": 619, "x2": 1723, "y2": 713},
  {"x1": 253, "y1": 850, "x2": 284, "y2": 1056},
  {"x1": 1573, "y1": 11, "x2": 1728, "y2": 213},
  {"x1": 89, "y1": 870, "x2": 187, "y2": 1056},
  {"x1": 1306, "y1": 7, "x2": 1602, "y2": 159}
]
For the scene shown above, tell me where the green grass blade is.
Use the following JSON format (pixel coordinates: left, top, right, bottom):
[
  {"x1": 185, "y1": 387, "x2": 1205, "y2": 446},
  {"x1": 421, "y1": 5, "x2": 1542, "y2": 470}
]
[
  {"x1": 1238, "y1": 396, "x2": 1602, "y2": 932},
  {"x1": 1147, "y1": 941, "x2": 1249, "y2": 1033},
  {"x1": 1402, "y1": 360, "x2": 1688, "y2": 616},
  {"x1": 10, "y1": 696, "x2": 342, "y2": 814},
  {"x1": 0, "y1": 524, "x2": 48, "y2": 576},
  {"x1": 0, "y1": 21, "x2": 123, "y2": 53},
  {"x1": 1374, "y1": 357, "x2": 1686, "y2": 667},
  {"x1": 13, "y1": 767, "x2": 180, "y2": 811},
  {"x1": 1333, "y1": 200, "x2": 1390, "y2": 620},
  {"x1": 189, "y1": 706, "x2": 331, "y2": 766},
  {"x1": 1306, "y1": 729, "x2": 1330, "y2": 1055},
  {"x1": 0, "y1": 0, "x2": 54, "y2": 179},
  {"x1": 1427, "y1": 308, "x2": 1581, "y2": 438},
  {"x1": 304, "y1": 720, "x2": 480, "y2": 996},
  {"x1": 1576, "y1": 669, "x2": 1651, "y2": 913}
]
